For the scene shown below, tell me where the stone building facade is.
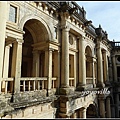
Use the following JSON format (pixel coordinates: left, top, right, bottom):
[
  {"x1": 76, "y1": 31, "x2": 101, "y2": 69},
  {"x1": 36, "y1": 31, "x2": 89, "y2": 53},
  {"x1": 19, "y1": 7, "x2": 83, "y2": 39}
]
[{"x1": 0, "y1": 1, "x2": 119, "y2": 118}]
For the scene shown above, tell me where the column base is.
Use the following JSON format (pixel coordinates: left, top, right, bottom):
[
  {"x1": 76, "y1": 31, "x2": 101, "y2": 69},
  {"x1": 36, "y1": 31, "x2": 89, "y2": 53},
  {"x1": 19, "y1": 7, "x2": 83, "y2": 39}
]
[
  {"x1": 47, "y1": 89, "x2": 56, "y2": 96},
  {"x1": 96, "y1": 82, "x2": 105, "y2": 88},
  {"x1": 59, "y1": 86, "x2": 74, "y2": 95},
  {"x1": 76, "y1": 84, "x2": 86, "y2": 91},
  {"x1": 1, "y1": 88, "x2": 5, "y2": 92},
  {"x1": 105, "y1": 80, "x2": 111, "y2": 87}
]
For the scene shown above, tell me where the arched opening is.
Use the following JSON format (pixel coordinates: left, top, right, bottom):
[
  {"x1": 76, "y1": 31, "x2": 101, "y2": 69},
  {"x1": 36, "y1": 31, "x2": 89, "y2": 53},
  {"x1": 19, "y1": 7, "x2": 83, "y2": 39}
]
[
  {"x1": 85, "y1": 46, "x2": 93, "y2": 85},
  {"x1": 21, "y1": 19, "x2": 49, "y2": 77},
  {"x1": 86, "y1": 104, "x2": 97, "y2": 118},
  {"x1": 20, "y1": 19, "x2": 50, "y2": 91},
  {"x1": 21, "y1": 27, "x2": 33, "y2": 77}
]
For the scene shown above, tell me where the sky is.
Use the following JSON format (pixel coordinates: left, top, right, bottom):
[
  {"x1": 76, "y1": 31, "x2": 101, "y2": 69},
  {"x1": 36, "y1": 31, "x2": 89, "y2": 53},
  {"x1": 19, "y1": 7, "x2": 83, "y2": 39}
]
[{"x1": 76, "y1": 1, "x2": 120, "y2": 42}]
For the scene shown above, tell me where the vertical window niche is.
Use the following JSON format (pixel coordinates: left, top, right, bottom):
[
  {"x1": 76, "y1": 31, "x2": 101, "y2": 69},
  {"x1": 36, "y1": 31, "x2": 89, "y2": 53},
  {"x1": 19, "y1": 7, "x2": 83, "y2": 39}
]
[{"x1": 9, "y1": 5, "x2": 17, "y2": 23}]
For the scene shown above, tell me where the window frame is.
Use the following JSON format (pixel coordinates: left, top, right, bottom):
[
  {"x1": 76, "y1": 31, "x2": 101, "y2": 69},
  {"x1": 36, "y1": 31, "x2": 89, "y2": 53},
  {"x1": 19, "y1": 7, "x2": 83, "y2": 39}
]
[{"x1": 8, "y1": 3, "x2": 19, "y2": 25}]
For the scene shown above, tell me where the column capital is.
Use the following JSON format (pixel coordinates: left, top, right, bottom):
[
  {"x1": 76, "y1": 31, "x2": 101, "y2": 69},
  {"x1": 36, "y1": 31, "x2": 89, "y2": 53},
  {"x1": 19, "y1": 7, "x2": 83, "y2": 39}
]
[
  {"x1": 60, "y1": 25, "x2": 70, "y2": 31},
  {"x1": 44, "y1": 47, "x2": 54, "y2": 52},
  {"x1": 92, "y1": 57, "x2": 97, "y2": 62},
  {"x1": 112, "y1": 55, "x2": 116, "y2": 57},
  {"x1": 5, "y1": 43, "x2": 12, "y2": 48},
  {"x1": 16, "y1": 38, "x2": 24, "y2": 44},
  {"x1": 77, "y1": 35, "x2": 85, "y2": 41}
]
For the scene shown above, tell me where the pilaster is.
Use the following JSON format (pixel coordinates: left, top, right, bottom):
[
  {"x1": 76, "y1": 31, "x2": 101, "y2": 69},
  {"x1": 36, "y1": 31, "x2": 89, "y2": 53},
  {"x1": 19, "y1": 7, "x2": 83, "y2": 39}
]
[{"x1": 0, "y1": 1, "x2": 7, "y2": 93}]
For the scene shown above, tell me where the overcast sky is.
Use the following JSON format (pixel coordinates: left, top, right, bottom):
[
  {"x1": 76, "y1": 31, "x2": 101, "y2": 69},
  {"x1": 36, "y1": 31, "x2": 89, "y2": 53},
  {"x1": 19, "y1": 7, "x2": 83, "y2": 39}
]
[{"x1": 76, "y1": 1, "x2": 120, "y2": 42}]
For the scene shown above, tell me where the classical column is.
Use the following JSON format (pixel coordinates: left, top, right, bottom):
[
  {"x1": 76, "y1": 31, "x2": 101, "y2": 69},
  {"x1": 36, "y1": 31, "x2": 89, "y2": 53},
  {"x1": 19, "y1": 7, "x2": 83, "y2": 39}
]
[
  {"x1": 74, "y1": 53, "x2": 76, "y2": 87},
  {"x1": 103, "y1": 51, "x2": 110, "y2": 86},
  {"x1": 71, "y1": 112, "x2": 77, "y2": 118},
  {"x1": 2, "y1": 43, "x2": 12, "y2": 91},
  {"x1": 92, "y1": 57, "x2": 96, "y2": 87},
  {"x1": 80, "y1": 107, "x2": 86, "y2": 118},
  {"x1": 32, "y1": 50, "x2": 39, "y2": 77},
  {"x1": 77, "y1": 36, "x2": 86, "y2": 90},
  {"x1": 57, "y1": 50, "x2": 60, "y2": 89},
  {"x1": 99, "y1": 99, "x2": 105, "y2": 118},
  {"x1": 106, "y1": 97, "x2": 111, "y2": 118},
  {"x1": 44, "y1": 48, "x2": 53, "y2": 95},
  {"x1": 96, "y1": 42, "x2": 105, "y2": 87},
  {"x1": 109, "y1": 58, "x2": 113, "y2": 82},
  {"x1": 54, "y1": 50, "x2": 60, "y2": 89},
  {"x1": 61, "y1": 26, "x2": 70, "y2": 88},
  {"x1": 0, "y1": 1, "x2": 7, "y2": 93},
  {"x1": 11, "y1": 39, "x2": 23, "y2": 93},
  {"x1": 112, "y1": 55, "x2": 117, "y2": 81},
  {"x1": 111, "y1": 105, "x2": 115, "y2": 118}
]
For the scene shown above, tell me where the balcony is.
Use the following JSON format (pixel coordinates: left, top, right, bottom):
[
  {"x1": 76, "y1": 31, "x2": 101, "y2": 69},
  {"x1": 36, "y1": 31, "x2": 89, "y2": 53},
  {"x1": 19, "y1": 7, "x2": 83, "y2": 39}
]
[{"x1": 1, "y1": 77, "x2": 57, "y2": 94}]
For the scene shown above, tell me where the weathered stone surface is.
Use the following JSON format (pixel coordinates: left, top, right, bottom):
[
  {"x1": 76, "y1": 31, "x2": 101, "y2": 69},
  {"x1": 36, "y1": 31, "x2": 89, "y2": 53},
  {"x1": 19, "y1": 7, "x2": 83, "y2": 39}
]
[{"x1": 0, "y1": 93, "x2": 14, "y2": 117}]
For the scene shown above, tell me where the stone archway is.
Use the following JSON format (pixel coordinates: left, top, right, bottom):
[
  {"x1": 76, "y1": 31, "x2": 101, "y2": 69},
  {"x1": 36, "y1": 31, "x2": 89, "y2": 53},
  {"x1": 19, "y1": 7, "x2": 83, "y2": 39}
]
[
  {"x1": 86, "y1": 104, "x2": 98, "y2": 118},
  {"x1": 21, "y1": 19, "x2": 49, "y2": 77},
  {"x1": 20, "y1": 18, "x2": 50, "y2": 91}
]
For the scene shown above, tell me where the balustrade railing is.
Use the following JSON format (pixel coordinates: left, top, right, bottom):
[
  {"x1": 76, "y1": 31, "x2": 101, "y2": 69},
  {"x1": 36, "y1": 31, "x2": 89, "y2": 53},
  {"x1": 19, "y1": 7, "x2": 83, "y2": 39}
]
[
  {"x1": 52, "y1": 77, "x2": 57, "y2": 89},
  {"x1": 2, "y1": 78, "x2": 14, "y2": 93},
  {"x1": 20, "y1": 77, "x2": 47, "y2": 92},
  {"x1": 110, "y1": 41, "x2": 120, "y2": 47},
  {"x1": 86, "y1": 77, "x2": 93, "y2": 84},
  {"x1": 1, "y1": 77, "x2": 58, "y2": 93},
  {"x1": 69, "y1": 78, "x2": 74, "y2": 86}
]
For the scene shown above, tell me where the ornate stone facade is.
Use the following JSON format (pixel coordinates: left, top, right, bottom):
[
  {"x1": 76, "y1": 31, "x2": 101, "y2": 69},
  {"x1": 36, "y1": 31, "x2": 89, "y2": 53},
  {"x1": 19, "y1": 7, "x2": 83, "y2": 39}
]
[{"x1": 0, "y1": 1, "x2": 119, "y2": 118}]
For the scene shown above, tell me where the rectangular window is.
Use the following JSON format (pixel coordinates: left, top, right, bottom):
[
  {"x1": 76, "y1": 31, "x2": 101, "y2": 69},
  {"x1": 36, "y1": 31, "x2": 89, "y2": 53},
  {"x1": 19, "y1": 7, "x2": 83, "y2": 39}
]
[{"x1": 9, "y1": 5, "x2": 17, "y2": 23}]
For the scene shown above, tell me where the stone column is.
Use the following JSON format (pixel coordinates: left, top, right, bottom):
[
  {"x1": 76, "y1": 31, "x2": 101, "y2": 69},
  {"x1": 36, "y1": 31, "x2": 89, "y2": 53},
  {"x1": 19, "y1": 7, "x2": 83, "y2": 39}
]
[
  {"x1": 99, "y1": 99, "x2": 105, "y2": 118},
  {"x1": 11, "y1": 39, "x2": 23, "y2": 93},
  {"x1": 61, "y1": 26, "x2": 70, "y2": 88},
  {"x1": 103, "y1": 51, "x2": 110, "y2": 86},
  {"x1": 96, "y1": 42, "x2": 105, "y2": 87},
  {"x1": 106, "y1": 97, "x2": 111, "y2": 118},
  {"x1": 111, "y1": 105, "x2": 115, "y2": 118},
  {"x1": 109, "y1": 58, "x2": 113, "y2": 82},
  {"x1": 0, "y1": 1, "x2": 7, "y2": 93},
  {"x1": 44, "y1": 48, "x2": 53, "y2": 95},
  {"x1": 2, "y1": 43, "x2": 12, "y2": 91},
  {"x1": 71, "y1": 112, "x2": 77, "y2": 118},
  {"x1": 54, "y1": 50, "x2": 60, "y2": 89},
  {"x1": 74, "y1": 53, "x2": 76, "y2": 87},
  {"x1": 80, "y1": 107, "x2": 86, "y2": 118},
  {"x1": 57, "y1": 50, "x2": 60, "y2": 89},
  {"x1": 92, "y1": 57, "x2": 96, "y2": 87},
  {"x1": 112, "y1": 55, "x2": 117, "y2": 81},
  {"x1": 77, "y1": 36, "x2": 86, "y2": 90},
  {"x1": 32, "y1": 50, "x2": 39, "y2": 77}
]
